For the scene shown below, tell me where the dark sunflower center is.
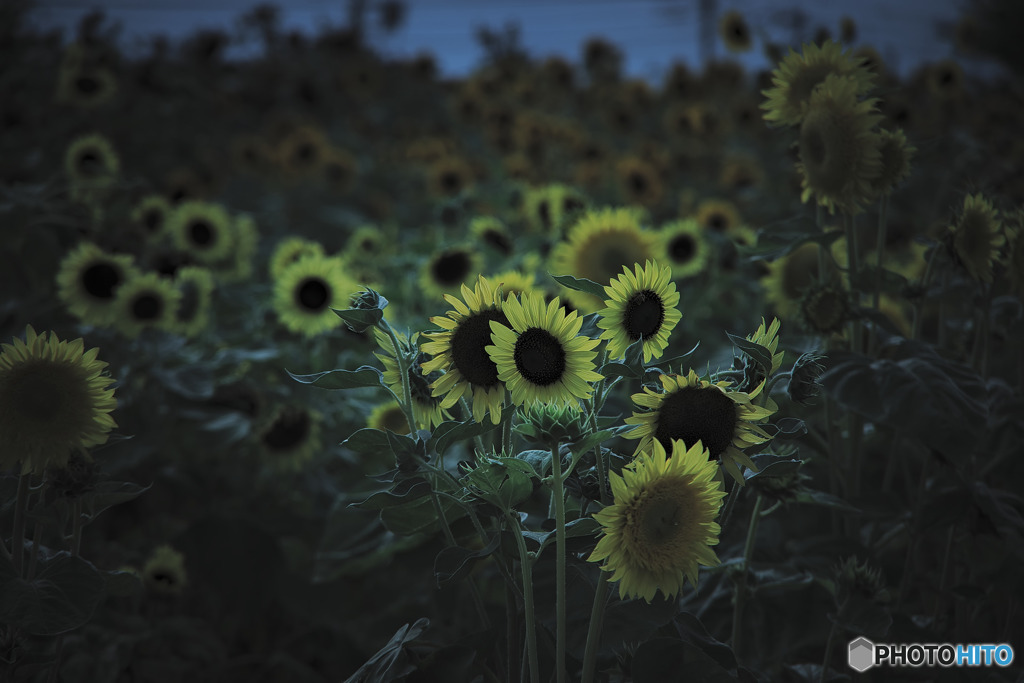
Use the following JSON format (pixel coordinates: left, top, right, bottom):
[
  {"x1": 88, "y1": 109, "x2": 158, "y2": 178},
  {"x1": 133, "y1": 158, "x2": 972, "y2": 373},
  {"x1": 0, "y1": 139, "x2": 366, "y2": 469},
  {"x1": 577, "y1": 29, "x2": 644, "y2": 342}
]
[
  {"x1": 563, "y1": 197, "x2": 584, "y2": 215},
  {"x1": 513, "y1": 327, "x2": 566, "y2": 386},
  {"x1": 81, "y1": 262, "x2": 121, "y2": 299},
  {"x1": 77, "y1": 150, "x2": 102, "y2": 176},
  {"x1": 537, "y1": 199, "x2": 551, "y2": 229},
  {"x1": 708, "y1": 213, "x2": 727, "y2": 231},
  {"x1": 360, "y1": 237, "x2": 377, "y2": 252},
  {"x1": 143, "y1": 209, "x2": 162, "y2": 232},
  {"x1": 75, "y1": 76, "x2": 99, "y2": 95},
  {"x1": 629, "y1": 171, "x2": 648, "y2": 194},
  {"x1": 132, "y1": 292, "x2": 163, "y2": 321},
  {"x1": 669, "y1": 235, "x2": 695, "y2": 262},
  {"x1": 653, "y1": 386, "x2": 738, "y2": 459},
  {"x1": 176, "y1": 283, "x2": 201, "y2": 322},
  {"x1": 483, "y1": 229, "x2": 512, "y2": 254},
  {"x1": 450, "y1": 308, "x2": 508, "y2": 387},
  {"x1": 431, "y1": 250, "x2": 471, "y2": 286},
  {"x1": 294, "y1": 143, "x2": 315, "y2": 164},
  {"x1": 262, "y1": 410, "x2": 311, "y2": 450},
  {"x1": 296, "y1": 277, "x2": 330, "y2": 310},
  {"x1": 152, "y1": 572, "x2": 177, "y2": 586},
  {"x1": 188, "y1": 219, "x2": 214, "y2": 246},
  {"x1": 623, "y1": 289, "x2": 665, "y2": 340},
  {"x1": 440, "y1": 171, "x2": 461, "y2": 193}
]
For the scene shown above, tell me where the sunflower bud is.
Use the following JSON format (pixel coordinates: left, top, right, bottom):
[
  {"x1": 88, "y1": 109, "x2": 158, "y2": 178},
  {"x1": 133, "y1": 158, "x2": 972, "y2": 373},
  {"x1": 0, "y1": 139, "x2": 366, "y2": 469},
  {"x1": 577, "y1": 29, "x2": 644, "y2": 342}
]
[
  {"x1": 836, "y1": 556, "x2": 890, "y2": 606},
  {"x1": 789, "y1": 351, "x2": 826, "y2": 405},
  {"x1": 515, "y1": 403, "x2": 585, "y2": 448}
]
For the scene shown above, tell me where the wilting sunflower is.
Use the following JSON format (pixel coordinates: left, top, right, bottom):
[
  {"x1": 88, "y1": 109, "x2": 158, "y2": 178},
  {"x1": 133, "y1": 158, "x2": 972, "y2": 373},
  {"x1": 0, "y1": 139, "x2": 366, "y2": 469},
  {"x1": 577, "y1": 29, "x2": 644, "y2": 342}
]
[
  {"x1": 469, "y1": 216, "x2": 513, "y2": 256},
  {"x1": 113, "y1": 272, "x2": 181, "y2": 338},
  {"x1": 797, "y1": 74, "x2": 883, "y2": 215},
  {"x1": 659, "y1": 219, "x2": 711, "y2": 279},
  {"x1": 421, "y1": 275, "x2": 509, "y2": 424},
  {"x1": 719, "y1": 10, "x2": 753, "y2": 53},
  {"x1": 949, "y1": 193, "x2": 1004, "y2": 283},
  {"x1": 762, "y1": 39, "x2": 876, "y2": 127},
  {"x1": 762, "y1": 242, "x2": 832, "y2": 320},
  {"x1": 485, "y1": 291, "x2": 603, "y2": 407},
  {"x1": 616, "y1": 157, "x2": 664, "y2": 208},
  {"x1": 131, "y1": 195, "x2": 172, "y2": 242},
  {"x1": 0, "y1": 326, "x2": 117, "y2": 474},
  {"x1": 549, "y1": 207, "x2": 659, "y2": 313},
  {"x1": 273, "y1": 255, "x2": 355, "y2": 337},
  {"x1": 588, "y1": 439, "x2": 724, "y2": 603},
  {"x1": 420, "y1": 245, "x2": 482, "y2": 300},
  {"x1": 625, "y1": 369, "x2": 774, "y2": 484},
  {"x1": 172, "y1": 266, "x2": 215, "y2": 338},
  {"x1": 746, "y1": 317, "x2": 785, "y2": 375},
  {"x1": 270, "y1": 237, "x2": 326, "y2": 280},
  {"x1": 64, "y1": 133, "x2": 119, "y2": 191},
  {"x1": 258, "y1": 405, "x2": 322, "y2": 470},
  {"x1": 597, "y1": 260, "x2": 682, "y2": 362},
  {"x1": 695, "y1": 199, "x2": 742, "y2": 234},
  {"x1": 142, "y1": 545, "x2": 188, "y2": 596},
  {"x1": 374, "y1": 328, "x2": 452, "y2": 430},
  {"x1": 57, "y1": 242, "x2": 140, "y2": 326},
  {"x1": 168, "y1": 201, "x2": 235, "y2": 265},
  {"x1": 868, "y1": 128, "x2": 915, "y2": 198},
  {"x1": 427, "y1": 156, "x2": 475, "y2": 198},
  {"x1": 367, "y1": 401, "x2": 411, "y2": 435}
]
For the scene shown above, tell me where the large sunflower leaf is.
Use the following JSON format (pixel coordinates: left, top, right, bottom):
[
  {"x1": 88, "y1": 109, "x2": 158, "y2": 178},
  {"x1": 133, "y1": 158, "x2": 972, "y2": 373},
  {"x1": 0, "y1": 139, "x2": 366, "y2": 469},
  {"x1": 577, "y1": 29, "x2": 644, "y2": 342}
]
[
  {"x1": 342, "y1": 618, "x2": 429, "y2": 683},
  {"x1": 332, "y1": 306, "x2": 385, "y2": 333},
  {"x1": 431, "y1": 404, "x2": 516, "y2": 456},
  {"x1": 737, "y1": 225, "x2": 843, "y2": 264},
  {"x1": 433, "y1": 533, "x2": 501, "y2": 587},
  {"x1": 0, "y1": 551, "x2": 105, "y2": 635},
  {"x1": 286, "y1": 365, "x2": 384, "y2": 390},
  {"x1": 725, "y1": 332, "x2": 774, "y2": 378},
  {"x1": 551, "y1": 274, "x2": 607, "y2": 300}
]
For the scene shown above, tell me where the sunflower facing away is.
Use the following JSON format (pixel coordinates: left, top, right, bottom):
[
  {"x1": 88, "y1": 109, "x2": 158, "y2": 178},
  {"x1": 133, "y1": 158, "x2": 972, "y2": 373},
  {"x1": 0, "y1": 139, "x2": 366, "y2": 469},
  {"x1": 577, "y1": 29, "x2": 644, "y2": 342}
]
[
  {"x1": 421, "y1": 276, "x2": 509, "y2": 424},
  {"x1": 0, "y1": 326, "x2": 117, "y2": 474},
  {"x1": 949, "y1": 193, "x2": 1004, "y2": 283},
  {"x1": 57, "y1": 242, "x2": 140, "y2": 326},
  {"x1": 597, "y1": 260, "x2": 682, "y2": 363},
  {"x1": 374, "y1": 328, "x2": 452, "y2": 430},
  {"x1": 588, "y1": 439, "x2": 725, "y2": 602},
  {"x1": 273, "y1": 255, "x2": 356, "y2": 337},
  {"x1": 659, "y1": 219, "x2": 711, "y2": 279},
  {"x1": 486, "y1": 291, "x2": 603, "y2": 407},
  {"x1": 626, "y1": 369, "x2": 775, "y2": 484}
]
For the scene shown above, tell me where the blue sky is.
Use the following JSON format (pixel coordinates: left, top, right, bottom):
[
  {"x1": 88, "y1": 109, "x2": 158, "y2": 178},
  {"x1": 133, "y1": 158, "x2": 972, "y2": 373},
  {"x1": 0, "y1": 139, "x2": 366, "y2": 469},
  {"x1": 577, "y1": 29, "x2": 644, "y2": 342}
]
[{"x1": 28, "y1": 0, "x2": 969, "y2": 80}]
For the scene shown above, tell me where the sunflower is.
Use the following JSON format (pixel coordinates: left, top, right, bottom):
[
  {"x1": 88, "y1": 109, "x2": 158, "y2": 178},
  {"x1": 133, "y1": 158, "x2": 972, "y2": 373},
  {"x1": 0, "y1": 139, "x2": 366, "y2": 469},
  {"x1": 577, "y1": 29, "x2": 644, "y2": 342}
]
[
  {"x1": 523, "y1": 184, "x2": 589, "y2": 235},
  {"x1": 367, "y1": 401, "x2": 411, "y2": 435},
  {"x1": 695, "y1": 199, "x2": 741, "y2": 234},
  {"x1": 597, "y1": 260, "x2": 682, "y2": 363},
  {"x1": 485, "y1": 291, "x2": 603, "y2": 407},
  {"x1": 625, "y1": 369, "x2": 774, "y2": 484},
  {"x1": 762, "y1": 242, "x2": 832, "y2": 320},
  {"x1": 421, "y1": 275, "x2": 509, "y2": 424},
  {"x1": 761, "y1": 39, "x2": 876, "y2": 127},
  {"x1": 64, "y1": 133, "x2": 119, "y2": 190},
  {"x1": 868, "y1": 128, "x2": 915, "y2": 198},
  {"x1": 57, "y1": 242, "x2": 140, "y2": 326},
  {"x1": 258, "y1": 405, "x2": 322, "y2": 470},
  {"x1": 113, "y1": 272, "x2": 181, "y2": 338},
  {"x1": 799, "y1": 282, "x2": 851, "y2": 336},
  {"x1": 273, "y1": 255, "x2": 355, "y2": 337},
  {"x1": 616, "y1": 157, "x2": 664, "y2": 208},
  {"x1": 949, "y1": 193, "x2": 1004, "y2": 283},
  {"x1": 230, "y1": 134, "x2": 274, "y2": 175},
  {"x1": 427, "y1": 156, "x2": 474, "y2": 198},
  {"x1": 747, "y1": 317, "x2": 785, "y2": 374},
  {"x1": 490, "y1": 268, "x2": 542, "y2": 301},
  {"x1": 719, "y1": 156, "x2": 764, "y2": 192},
  {"x1": 549, "y1": 207, "x2": 658, "y2": 313},
  {"x1": 926, "y1": 59, "x2": 964, "y2": 101},
  {"x1": 419, "y1": 245, "x2": 482, "y2": 300},
  {"x1": 659, "y1": 219, "x2": 711, "y2": 279},
  {"x1": 168, "y1": 201, "x2": 235, "y2": 265},
  {"x1": 270, "y1": 237, "x2": 326, "y2": 280},
  {"x1": 0, "y1": 326, "x2": 117, "y2": 474},
  {"x1": 797, "y1": 74, "x2": 883, "y2": 214},
  {"x1": 345, "y1": 225, "x2": 387, "y2": 261},
  {"x1": 719, "y1": 10, "x2": 752, "y2": 53},
  {"x1": 172, "y1": 266, "x2": 215, "y2": 338},
  {"x1": 374, "y1": 328, "x2": 452, "y2": 430},
  {"x1": 469, "y1": 216, "x2": 513, "y2": 256},
  {"x1": 276, "y1": 124, "x2": 330, "y2": 177},
  {"x1": 131, "y1": 195, "x2": 172, "y2": 242},
  {"x1": 588, "y1": 439, "x2": 724, "y2": 603},
  {"x1": 55, "y1": 65, "x2": 118, "y2": 109},
  {"x1": 141, "y1": 545, "x2": 188, "y2": 596}
]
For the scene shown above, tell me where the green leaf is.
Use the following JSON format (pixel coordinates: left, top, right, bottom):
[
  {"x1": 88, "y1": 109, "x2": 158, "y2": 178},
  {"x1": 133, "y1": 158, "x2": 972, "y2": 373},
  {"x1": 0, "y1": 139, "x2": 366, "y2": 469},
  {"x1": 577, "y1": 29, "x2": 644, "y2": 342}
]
[
  {"x1": 791, "y1": 489, "x2": 860, "y2": 513},
  {"x1": 343, "y1": 618, "x2": 429, "y2": 683},
  {"x1": 745, "y1": 454, "x2": 803, "y2": 481},
  {"x1": 0, "y1": 551, "x2": 105, "y2": 635},
  {"x1": 286, "y1": 366, "x2": 384, "y2": 390},
  {"x1": 726, "y1": 332, "x2": 774, "y2": 377},
  {"x1": 103, "y1": 569, "x2": 142, "y2": 597},
  {"x1": 521, "y1": 517, "x2": 600, "y2": 557},
  {"x1": 432, "y1": 404, "x2": 515, "y2": 456},
  {"x1": 737, "y1": 226, "x2": 842, "y2": 264},
  {"x1": 463, "y1": 458, "x2": 534, "y2": 511},
  {"x1": 646, "y1": 341, "x2": 701, "y2": 377},
  {"x1": 551, "y1": 273, "x2": 607, "y2": 299},
  {"x1": 342, "y1": 428, "x2": 392, "y2": 455},
  {"x1": 82, "y1": 481, "x2": 151, "y2": 523},
  {"x1": 332, "y1": 306, "x2": 385, "y2": 333},
  {"x1": 352, "y1": 479, "x2": 431, "y2": 511},
  {"x1": 380, "y1": 494, "x2": 465, "y2": 536},
  {"x1": 433, "y1": 534, "x2": 501, "y2": 587}
]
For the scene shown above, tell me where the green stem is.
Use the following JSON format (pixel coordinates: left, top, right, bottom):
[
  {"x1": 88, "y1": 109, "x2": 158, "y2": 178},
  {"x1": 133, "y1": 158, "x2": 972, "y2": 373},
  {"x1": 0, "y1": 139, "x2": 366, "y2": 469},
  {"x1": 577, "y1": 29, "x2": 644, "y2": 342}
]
[
  {"x1": 580, "y1": 570, "x2": 611, "y2": 683},
  {"x1": 381, "y1": 320, "x2": 418, "y2": 434},
  {"x1": 501, "y1": 396, "x2": 513, "y2": 455},
  {"x1": 27, "y1": 520, "x2": 43, "y2": 580},
  {"x1": 11, "y1": 473, "x2": 29, "y2": 577},
  {"x1": 845, "y1": 211, "x2": 863, "y2": 353},
  {"x1": 897, "y1": 461, "x2": 929, "y2": 609},
  {"x1": 506, "y1": 511, "x2": 540, "y2": 683},
  {"x1": 911, "y1": 245, "x2": 941, "y2": 340},
  {"x1": 819, "y1": 618, "x2": 839, "y2": 682},
  {"x1": 763, "y1": 371, "x2": 791, "y2": 398},
  {"x1": 459, "y1": 397, "x2": 486, "y2": 455},
  {"x1": 718, "y1": 478, "x2": 742, "y2": 536},
  {"x1": 731, "y1": 494, "x2": 763, "y2": 661},
  {"x1": 549, "y1": 443, "x2": 567, "y2": 683},
  {"x1": 869, "y1": 195, "x2": 889, "y2": 354},
  {"x1": 72, "y1": 499, "x2": 83, "y2": 557}
]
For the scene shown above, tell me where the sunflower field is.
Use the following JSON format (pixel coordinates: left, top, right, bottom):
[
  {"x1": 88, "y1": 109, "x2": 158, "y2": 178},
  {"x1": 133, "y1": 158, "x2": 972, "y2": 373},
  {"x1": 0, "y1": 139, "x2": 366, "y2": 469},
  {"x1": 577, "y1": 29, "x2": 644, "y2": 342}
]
[{"x1": 3, "y1": 1, "x2": 1024, "y2": 681}]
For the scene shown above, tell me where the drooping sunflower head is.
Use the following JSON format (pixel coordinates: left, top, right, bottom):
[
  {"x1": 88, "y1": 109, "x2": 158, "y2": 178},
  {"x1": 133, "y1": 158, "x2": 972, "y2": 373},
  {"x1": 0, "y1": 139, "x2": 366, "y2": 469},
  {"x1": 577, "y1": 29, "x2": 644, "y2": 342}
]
[
  {"x1": 172, "y1": 266, "x2": 215, "y2": 339},
  {"x1": 0, "y1": 326, "x2": 117, "y2": 474},
  {"x1": 597, "y1": 260, "x2": 683, "y2": 363},
  {"x1": 616, "y1": 157, "x2": 664, "y2": 209},
  {"x1": 168, "y1": 201, "x2": 235, "y2": 265},
  {"x1": 273, "y1": 254, "x2": 356, "y2": 337},
  {"x1": 719, "y1": 9, "x2": 752, "y2": 53},
  {"x1": 421, "y1": 275, "x2": 510, "y2": 425},
  {"x1": 588, "y1": 439, "x2": 725, "y2": 603},
  {"x1": 761, "y1": 39, "x2": 876, "y2": 127},
  {"x1": 270, "y1": 237, "x2": 326, "y2": 280},
  {"x1": 113, "y1": 271, "x2": 182, "y2": 338},
  {"x1": 625, "y1": 369, "x2": 775, "y2": 484},
  {"x1": 56, "y1": 242, "x2": 140, "y2": 326},
  {"x1": 868, "y1": 128, "x2": 915, "y2": 198},
  {"x1": 64, "y1": 133, "x2": 119, "y2": 188},
  {"x1": 420, "y1": 245, "x2": 482, "y2": 300},
  {"x1": 797, "y1": 73, "x2": 883, "y2": 215},
  {"x1": 142, "y1": 545, "x2": 188, "y2": 596},
  {"x1": 259, "y1": 404, "x2": 321, "y2": 470},
  {"x1": 659, "y1": 219, "x2": 711, "y2": 279},
  {"x1": 485, "y1": 291, "x2": 603, "y2": 408},
  {"x1": 948, "y1": 193, "x2": 1005, "y2": 283},
  {"x1": 549, "y1": 207, "x2": 658, "y2": 313}
]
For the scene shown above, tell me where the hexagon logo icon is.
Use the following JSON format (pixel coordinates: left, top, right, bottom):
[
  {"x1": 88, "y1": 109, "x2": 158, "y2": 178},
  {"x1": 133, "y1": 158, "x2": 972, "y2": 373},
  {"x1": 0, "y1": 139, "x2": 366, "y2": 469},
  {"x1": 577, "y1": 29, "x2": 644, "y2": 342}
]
[{"x1": 848, "y1": 637, "x2": 875, "y2": 672}]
